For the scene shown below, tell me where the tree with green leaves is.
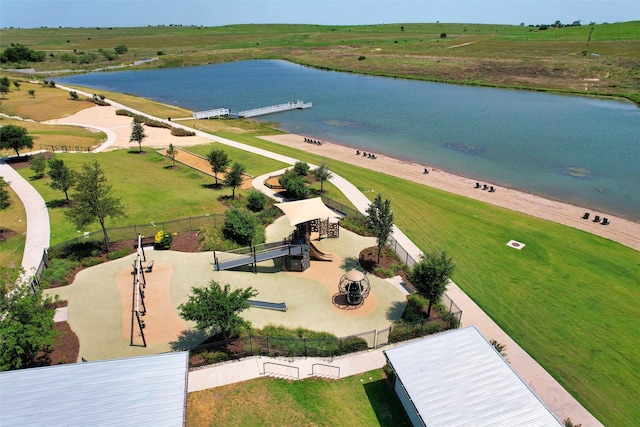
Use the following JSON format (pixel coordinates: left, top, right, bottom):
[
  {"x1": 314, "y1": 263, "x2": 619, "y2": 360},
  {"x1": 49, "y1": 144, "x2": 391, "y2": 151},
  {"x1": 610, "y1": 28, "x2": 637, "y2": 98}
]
[
  {"x1": 69, "y1": 91, "x2": 79, "y2": 100},
  {"x1": 365, "y1": 193, "x2": 394, "y2": 263},
  {"x1": 12, "y1": 81, "x2": 21, "y2": 91},
  {"x1": 408, "y1": 250, "x2": 455, "y2": 318},
  {"x1": 47, "y1": 158, "x2": 76, "y2": 202},
  {"x1": 293, "y1": 161, "x2": 310, "y2": 176},
  {"x1": 129, "y1": 119, "x2": 147, "y2": 152},
  {"x1": 27, "y1": 89, "x2": 35, "y2": 98},
  {"x1": 178, "y1": 280, "x2": 258, "y2": 340},
  {"x1": 279, "y1": 169, "x2": 308, "y2": 201},
  {"x1": 312, "y1": 161, "x2": 333, "y2": 192},
  {"x1": 0, "y1": 177, "x2": 11, "y2": 209},
  {"x1": 222, "y1": 208, "x2": 257, "y2": 246},
  {"x1": 206, "y1": 149, "x2": 229, "y2": 185},
  {"x1": 224, "y1": 162, "x2": 245, "y2": 199},
  {"x1": 0, "y1": 124, "x2": 34, "y2": 157},
  {"x1": 64, "y1": 160, "x2": 126, "y2": 252},
  {"x1": 1, "y1": 266, "x2": 58, "y2": 371},
  {"x1": 166, "y1": 143, "x2": 177, "y2": 168},
  {"x1": 29, "y1": 154, "x2": 46, "y2": 178}
]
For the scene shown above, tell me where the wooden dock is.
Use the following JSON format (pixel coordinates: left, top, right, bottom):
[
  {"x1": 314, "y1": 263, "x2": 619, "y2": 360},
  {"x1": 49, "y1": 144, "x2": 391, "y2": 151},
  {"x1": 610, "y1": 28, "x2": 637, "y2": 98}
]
[{"x1": 193, "y1": 100, "x2": 311, "y2": 120}]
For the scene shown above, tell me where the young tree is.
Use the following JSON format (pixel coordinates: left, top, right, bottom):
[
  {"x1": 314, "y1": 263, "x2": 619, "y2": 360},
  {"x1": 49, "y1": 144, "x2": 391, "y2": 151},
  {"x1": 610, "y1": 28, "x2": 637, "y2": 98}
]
[
  {"x1": 166, "y1": 143, "x2": 177, "y2": 168},
  {"x1": 408, "y1": 250, "x2": 455, "y2": 318},
  {"x1": 365, "y1": 193, "x2": 394, "y2": 263},
  {"x1": 206, "y1": 149, "x2": 229, "y2": 185},
  {"x1": 129, "y1": 119, "x2": 147, "y2": 152},
  {"x1": 0, "y1": 79, "x2": 8, "y2": 99},
  {"x1": 0, "y1": 124, "x2": 34, "y2": 157},
  {"x1": 69, "y1": 90, "x2": 79, "y2": 100},
  {"x1": 312, "y1": 161, "x2": 333, "y2": 192},
  {"x1": 64, "y1": 160, "x2": 126, "y2": 252},
  {"x1": 47, "y1": 158, "x2": 76, "y2": 202},
  {"x1": 0, "y1": 177, "x2": 11, "y2": 209},
  {"x1": 29, "y1": 154, "x2": 46, "y2": 178},
  {"x1": 279, "y1": 169, "x2": 308, "y2": 201},
  {"x1": 1, "y1": 266, "x2": 58, "y2": 371},
  {"x1": 224, "y1": 162, "x2": 245, "y2": 199},
  {"x1": 293, "y1": 161, "x2": 310, "y2": 176},
  {"x1": 178, "y1": 280, "x2": 258, "y2": 340},
  {"x1": 222, "y1": 208, "x2": 257, "y2": 245},
  {"x1": 27, "y1": 89, "x2": 35, "y2": 98},
  {"x1": 12, "y1": 81, "x2": 21, "y2": 90}
]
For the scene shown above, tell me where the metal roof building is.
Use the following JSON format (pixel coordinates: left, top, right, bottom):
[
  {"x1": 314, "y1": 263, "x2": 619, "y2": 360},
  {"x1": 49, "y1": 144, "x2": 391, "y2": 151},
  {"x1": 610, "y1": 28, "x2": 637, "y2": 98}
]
[
  {"x1": 384, "y1": 327, "x2": 561, "y2": 427},
  {"x1": 0, "y1": 351, "x2": 189, "y2": 427}
]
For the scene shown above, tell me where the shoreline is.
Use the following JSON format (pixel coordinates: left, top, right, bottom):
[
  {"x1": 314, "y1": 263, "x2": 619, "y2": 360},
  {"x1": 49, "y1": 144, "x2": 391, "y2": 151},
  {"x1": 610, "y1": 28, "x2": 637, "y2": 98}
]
[
  {"x1": 45, "y1": 105, "x2": 640, "y2": 252},
  {"x1": 259, "y1": 133, "x2": 640, "y2": 252}
]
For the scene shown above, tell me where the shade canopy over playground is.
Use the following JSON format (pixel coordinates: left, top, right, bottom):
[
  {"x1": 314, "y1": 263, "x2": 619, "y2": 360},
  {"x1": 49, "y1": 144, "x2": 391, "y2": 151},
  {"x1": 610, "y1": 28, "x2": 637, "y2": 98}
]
[{"x1": 275, "y1": 197, "x2": 341, "y2": 226}]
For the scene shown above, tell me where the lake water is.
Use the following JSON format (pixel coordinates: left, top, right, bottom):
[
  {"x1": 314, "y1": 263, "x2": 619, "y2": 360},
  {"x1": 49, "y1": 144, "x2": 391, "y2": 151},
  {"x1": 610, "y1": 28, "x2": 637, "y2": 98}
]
[{"x1": 57, "y1": 60, "x2": 640, "y2": 221}]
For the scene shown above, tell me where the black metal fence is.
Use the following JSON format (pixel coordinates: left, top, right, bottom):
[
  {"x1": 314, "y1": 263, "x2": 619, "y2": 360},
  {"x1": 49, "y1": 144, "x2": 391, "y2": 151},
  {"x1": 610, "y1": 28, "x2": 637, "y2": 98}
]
[
  {"x1": 188, "y1": 312, "x2": 461, "y2": 370},
  {"x1": 48, "y1": 213, "x2": 226, "y2": 253}
]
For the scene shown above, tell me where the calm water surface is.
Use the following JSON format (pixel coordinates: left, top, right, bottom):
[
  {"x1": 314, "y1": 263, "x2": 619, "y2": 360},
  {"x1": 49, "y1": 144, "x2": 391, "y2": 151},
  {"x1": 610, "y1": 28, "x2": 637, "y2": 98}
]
[{"x1": 57, "y1": 60, "x2": 640, "y2": 221}]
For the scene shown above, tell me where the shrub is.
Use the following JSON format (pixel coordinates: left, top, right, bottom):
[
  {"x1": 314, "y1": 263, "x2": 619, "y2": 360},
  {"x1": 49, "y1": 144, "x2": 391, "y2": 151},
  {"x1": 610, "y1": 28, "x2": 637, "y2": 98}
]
[
  {"x1": 256, "y1": 205, "x2": 280, "y2": 225},
  {"x1": 40, "y1": 258, "x2": 80, "y2": 288},
  {"x1": 246, "y1": 191, "x2": 267, "y2": 212},
  {"x1": 107, "y1": 247, "x2": 131, "y2": 260},
  {"x1": 81, "y1": 257, "x2": 103, "y2": 267},
  {"x1": 358, "y1": 55, "x2": 366, "y2": 61},
  {"x1": 338, "y1": 336, "x2": 369, "y2": 355},
  {"x1": 293, "y1": 161, "x2": 310, "y2": 176},
  {"x1": 154, "y1": 230, "x2": 173, "y2": 250},
  {"x1": 401, "y1": 294, "x2": 429, "y2": 322},
  {"x1": 170, "y1": 127, "x2": 195, "y2": 136},
  {"x1": 279, "y1": 170, "x2": 308, "y2": 200},
  {"x1": 114, "y1": 44, "x2": 128, "y2": 54},
  {"x1": 203, "y1": 351, "x2": 229, "y2": 364},
  {"x1": 222, "y1": 209, "x2": 257, "y2": 246},
  {"x1": 48, "y1": 240, "x2": 102, "y2": 261}
]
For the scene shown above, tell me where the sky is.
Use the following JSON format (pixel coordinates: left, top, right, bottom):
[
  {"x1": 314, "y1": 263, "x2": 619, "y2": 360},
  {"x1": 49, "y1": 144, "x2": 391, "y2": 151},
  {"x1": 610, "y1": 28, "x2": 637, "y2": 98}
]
[{"x1": 1, "y1": 0, "x2": 638, "y2": 29}]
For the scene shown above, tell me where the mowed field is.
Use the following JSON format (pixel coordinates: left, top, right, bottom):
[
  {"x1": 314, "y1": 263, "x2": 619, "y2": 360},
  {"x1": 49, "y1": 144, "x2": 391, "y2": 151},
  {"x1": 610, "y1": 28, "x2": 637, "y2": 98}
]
[{"x1": 1, "y1": 21, "x2": 639, "y2": 103}]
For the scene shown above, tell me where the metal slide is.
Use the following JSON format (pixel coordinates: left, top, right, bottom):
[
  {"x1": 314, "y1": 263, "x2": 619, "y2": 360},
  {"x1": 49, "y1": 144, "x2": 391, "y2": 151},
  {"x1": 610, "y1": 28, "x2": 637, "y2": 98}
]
[
  {"x1": 214, "y1": 244, "x2": 304, "y2": 271},
  {"x1": 247, "y1": 300, "x2": 287, "y2": 312}
]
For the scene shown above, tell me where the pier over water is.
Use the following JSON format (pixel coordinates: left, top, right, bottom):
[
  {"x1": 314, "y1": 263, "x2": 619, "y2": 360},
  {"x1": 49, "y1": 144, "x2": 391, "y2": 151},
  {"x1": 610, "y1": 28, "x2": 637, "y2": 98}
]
[{"x1": 193, "y1": 100, "x2": 311, "y2": 119}]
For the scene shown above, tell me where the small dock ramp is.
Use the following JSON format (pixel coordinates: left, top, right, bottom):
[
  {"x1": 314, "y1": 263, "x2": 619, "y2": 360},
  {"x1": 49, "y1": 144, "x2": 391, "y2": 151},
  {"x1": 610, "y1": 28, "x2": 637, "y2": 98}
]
[
  {"x1": 248, "y1": 300, "x2": 287, "y2": 311},
  {"x1": 213, "y1": 243, "x2": 304, "y2": 271},
  {"x1": 233, "y1": 100, "x2": 312, "y2": 118},
  {"x1": 193, "y1": 108, "x2": 231, "y2": 119}
]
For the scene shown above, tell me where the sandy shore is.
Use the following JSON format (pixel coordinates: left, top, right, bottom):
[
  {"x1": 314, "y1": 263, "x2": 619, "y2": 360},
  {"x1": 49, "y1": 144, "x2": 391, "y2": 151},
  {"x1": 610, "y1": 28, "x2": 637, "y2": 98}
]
[
  {"x1": 48, "y1": 105, "x2": 640, "y2": 251},
  {"x1": 260, "y1": 134, "x2": 640, "y2": 251}
]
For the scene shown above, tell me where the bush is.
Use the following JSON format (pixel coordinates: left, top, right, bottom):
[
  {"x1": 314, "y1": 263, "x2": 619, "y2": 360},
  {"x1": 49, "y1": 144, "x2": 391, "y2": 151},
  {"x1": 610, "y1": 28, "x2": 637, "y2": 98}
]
[
  {"x1": 256, "y1": 205, "x2": 280, "y2": 226},
  {"x1": 338, "y1": 336, "x2": 369, "y2": 355},
  {"x1": 154, "y1": 230, "x2": 173, "y2": 250},
  {"x1": 279, "y1": 170, "x2": 308, "y2": 200},
  {"x1": 40, "y1": 258, "x2": 80, "y2": 288},
  {"x1": 81, "y1": 257, "x2": 103, "y2": 267},
  {"x1": 170, "y1": 127, "x2": 195, "y2": 137},
  {"x1": 107, "y1": 247, "x2": 131, "y2": 260},
  {"x1": 222, "y1": 209, "x2": 257, "y2": 246},
  {"x1": 246, "y1": 191, "x2": 267, "y2": 212},
  {"x1": 401, "y1": 294, "x2": 429, "y2": 322},
  {"x1": 48, "y1": 240, "x2": 102, "y2": 261},
  {"x1": 114, "y1": 44, "x2": 128, "y2": 54},
  {"x1": 293, "y1": 161, "x2": 310, "y2": 176},
  {"x1": 389, "y1": 321, "x2": 444, "y2": 343},
  {"x1": 203, "y1": 351, "x2": 229, "y2": 364}
]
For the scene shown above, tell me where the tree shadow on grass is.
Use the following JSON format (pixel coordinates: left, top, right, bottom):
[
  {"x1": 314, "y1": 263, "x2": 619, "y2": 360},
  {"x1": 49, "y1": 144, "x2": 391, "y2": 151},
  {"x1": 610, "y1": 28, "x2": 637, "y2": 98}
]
[
  {"x1": 46, "y1": 199, "x2": 69, "y2": 208},
  {"x1": 201, "y1": 183, "x2": 224, "y2": 190}
]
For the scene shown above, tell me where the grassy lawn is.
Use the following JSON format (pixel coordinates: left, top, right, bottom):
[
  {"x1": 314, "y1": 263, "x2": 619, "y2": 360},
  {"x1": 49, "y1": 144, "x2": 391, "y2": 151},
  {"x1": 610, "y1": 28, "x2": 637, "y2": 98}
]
[
  {"x1": 208, "y1": 133, "x2": 640, "y2": 427},
  {"x1": 1, "y1": 22, "x2": 638, "y2": 103},
  {"x1": 187, "y1": 369, "x2": 411, "y2": 427},
  {"x1": 0, "y1": 184, "x2": 27, "y2": 269}
]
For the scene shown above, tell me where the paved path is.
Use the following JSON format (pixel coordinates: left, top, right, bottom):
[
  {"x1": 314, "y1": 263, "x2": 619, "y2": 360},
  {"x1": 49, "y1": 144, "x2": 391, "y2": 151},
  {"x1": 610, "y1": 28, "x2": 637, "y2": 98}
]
[
  {"x1": 0, "y1": 158, "x2": 50, "y2": 276},
  {"x1": 6, "y1": 88, "x2": 603, "y2": 426}
]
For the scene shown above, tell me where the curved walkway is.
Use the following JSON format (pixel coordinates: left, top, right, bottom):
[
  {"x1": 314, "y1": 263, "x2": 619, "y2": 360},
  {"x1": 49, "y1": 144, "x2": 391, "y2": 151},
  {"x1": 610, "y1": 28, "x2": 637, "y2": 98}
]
[{"x1": 6, "y1": 88, "x2": 602, "y2": 426}]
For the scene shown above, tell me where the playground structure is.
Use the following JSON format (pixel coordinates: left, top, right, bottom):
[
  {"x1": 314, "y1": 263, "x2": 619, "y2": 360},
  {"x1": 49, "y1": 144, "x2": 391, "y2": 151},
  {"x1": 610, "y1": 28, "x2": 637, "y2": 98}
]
[
  {"x1": 213, "y1": 198, "x2": 342, "y2": 272},
  {"x1": 338, "y1": 270, "x2": 371, "y2": 307}
]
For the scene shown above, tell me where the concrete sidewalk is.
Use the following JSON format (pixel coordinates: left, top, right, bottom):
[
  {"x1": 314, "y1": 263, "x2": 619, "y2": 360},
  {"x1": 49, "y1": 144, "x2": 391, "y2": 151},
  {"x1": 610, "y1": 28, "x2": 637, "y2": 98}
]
[
  {"x1": 189, "y1": 349, "x2": 388, "y2": 392},
  {"x1": 0, "y1": 158, "x2": 50, "y2": 275}
]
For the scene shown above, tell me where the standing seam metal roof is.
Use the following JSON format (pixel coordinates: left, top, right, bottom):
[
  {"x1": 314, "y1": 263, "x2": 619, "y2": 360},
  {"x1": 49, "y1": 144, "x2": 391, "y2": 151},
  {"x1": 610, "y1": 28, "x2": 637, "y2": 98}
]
[
  {"x1": 0, "y1": 351, "x2": 189, "y2": 427},
  {"x1": 384, "y1": 327, "x2": 561, "y2": 427}
]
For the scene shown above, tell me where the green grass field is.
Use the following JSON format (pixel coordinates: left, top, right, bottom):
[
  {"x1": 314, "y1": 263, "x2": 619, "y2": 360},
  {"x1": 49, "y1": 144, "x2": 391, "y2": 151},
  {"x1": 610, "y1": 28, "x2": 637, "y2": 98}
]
[
  {"x1": 187, "y1": 369, "x2": 411, "y2": 426},
  {"x1": 1, "y1": 21, "x2": 639, "y2": 103},
  {"x1": 0, "y1": 184, "x2": 27, "y2": 268}
]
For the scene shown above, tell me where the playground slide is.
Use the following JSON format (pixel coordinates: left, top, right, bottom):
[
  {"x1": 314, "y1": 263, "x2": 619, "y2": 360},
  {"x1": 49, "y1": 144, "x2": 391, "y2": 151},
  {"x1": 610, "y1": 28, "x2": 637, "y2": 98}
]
[
  {"x1": 248, "y1": 300, "x2": 287, "y2": 312},
  {"x1": 309, "y1": 241, "x2": 334, "y2": 262}
]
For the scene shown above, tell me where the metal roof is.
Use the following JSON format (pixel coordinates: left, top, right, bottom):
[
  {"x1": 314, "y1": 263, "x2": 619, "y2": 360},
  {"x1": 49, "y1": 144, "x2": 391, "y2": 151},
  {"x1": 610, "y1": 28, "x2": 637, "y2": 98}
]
[
  {"x1": 384, "y1": 327, "x2": 561, "y2": 427},
  {"x1": 0, "y1": 351, "x2": 189, "y2": 427}
]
